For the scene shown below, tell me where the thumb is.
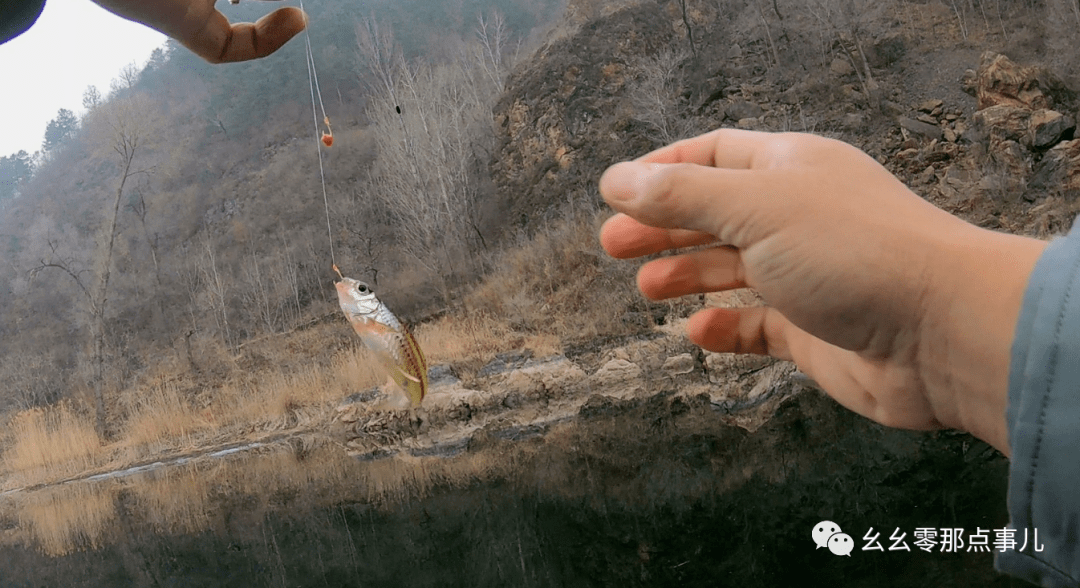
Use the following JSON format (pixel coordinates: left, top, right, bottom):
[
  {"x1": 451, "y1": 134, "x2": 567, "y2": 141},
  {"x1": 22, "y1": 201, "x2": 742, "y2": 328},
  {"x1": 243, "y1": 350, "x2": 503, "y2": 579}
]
[
  {"x1": 198, "y1": 7, "x2": 307, "y2": 63},
  {"x1": 599, "y1": 161, "x2": 767, "y2": 244}
]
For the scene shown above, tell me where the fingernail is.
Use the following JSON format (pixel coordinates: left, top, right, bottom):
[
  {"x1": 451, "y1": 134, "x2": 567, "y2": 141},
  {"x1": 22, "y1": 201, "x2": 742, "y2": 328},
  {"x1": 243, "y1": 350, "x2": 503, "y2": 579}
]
[{"x1": 602, "y1": 162, "x2": 659, "y2": 203}]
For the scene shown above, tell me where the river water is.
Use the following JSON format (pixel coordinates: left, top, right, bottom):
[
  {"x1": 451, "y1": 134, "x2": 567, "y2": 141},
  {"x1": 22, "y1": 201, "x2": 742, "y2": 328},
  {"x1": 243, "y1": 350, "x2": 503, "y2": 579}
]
[{"x1": 0, "y1": 390, "x2": 1024, "y2": 587}]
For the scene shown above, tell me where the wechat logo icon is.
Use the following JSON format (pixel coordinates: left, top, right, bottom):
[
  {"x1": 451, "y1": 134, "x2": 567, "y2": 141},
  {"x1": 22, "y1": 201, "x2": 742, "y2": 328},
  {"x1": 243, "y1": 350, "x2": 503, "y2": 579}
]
[{"x1": 813, "y1": 521, "x2": 854, "y2": 556}]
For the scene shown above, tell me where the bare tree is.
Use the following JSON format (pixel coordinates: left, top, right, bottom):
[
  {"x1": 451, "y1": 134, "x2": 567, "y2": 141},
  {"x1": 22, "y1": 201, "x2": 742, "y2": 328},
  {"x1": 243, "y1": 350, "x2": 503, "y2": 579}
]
[
  {"x1": 627, "y1": 47, "x2": 695, "y2": 145},
  {"x1": 473, "y1": 11, "x2": 510, "y2": 92},
  {"x1": 109, "y1": 62, "x2": 141, "y2": 97},
  {"x1": 357, "y1": 15, "x2": 507, "y2": 283},
  {"x1": 199, "y1": 231, "x2": 232, "y2": 348},
  {"x1": 30, "y1": 96, "x2": 148, "y2": 435},
  {"x1": 806, "y1": 0, "x2": 881, "y2": 107},
  {"x1": 1045, "y1": 0, "x2": 1080, "y2": 76},
  {"x1": 677, "y1": 0, "x2": 698, "y2": 56}
]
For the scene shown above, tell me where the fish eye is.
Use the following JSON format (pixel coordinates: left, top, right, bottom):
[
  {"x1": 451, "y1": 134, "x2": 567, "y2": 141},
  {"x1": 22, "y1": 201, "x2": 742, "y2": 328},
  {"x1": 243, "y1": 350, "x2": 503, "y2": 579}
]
[{"x1": 358, "y1": 285, "x2": 368, "y2": 293}]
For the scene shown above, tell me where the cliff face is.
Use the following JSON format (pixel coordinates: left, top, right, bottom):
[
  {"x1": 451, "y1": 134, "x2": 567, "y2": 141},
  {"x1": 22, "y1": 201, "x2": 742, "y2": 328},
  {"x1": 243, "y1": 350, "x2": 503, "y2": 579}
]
[{"x1": 490, "y1": 2, "x2": 678, "y2": 226}]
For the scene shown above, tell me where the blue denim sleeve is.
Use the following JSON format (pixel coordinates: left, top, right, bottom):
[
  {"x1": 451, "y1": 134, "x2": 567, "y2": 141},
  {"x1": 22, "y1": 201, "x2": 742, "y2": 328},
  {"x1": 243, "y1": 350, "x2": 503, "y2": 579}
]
[{"x1": 995, "y1": 219, "x2": 1080, "y2": 587}]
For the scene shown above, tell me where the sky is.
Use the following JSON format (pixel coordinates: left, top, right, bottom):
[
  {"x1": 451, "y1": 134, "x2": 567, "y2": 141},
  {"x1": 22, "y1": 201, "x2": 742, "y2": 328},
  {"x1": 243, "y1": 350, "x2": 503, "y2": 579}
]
[{"x1": 0, "y1": 0, "x2": 167, "y2": 157}]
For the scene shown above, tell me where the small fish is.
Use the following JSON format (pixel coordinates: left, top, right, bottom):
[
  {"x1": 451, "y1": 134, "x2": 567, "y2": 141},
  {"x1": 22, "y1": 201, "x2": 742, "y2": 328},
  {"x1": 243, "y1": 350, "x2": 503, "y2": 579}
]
[{"x1": 333, "y1": 265, "x2": 427, "y2": 406}]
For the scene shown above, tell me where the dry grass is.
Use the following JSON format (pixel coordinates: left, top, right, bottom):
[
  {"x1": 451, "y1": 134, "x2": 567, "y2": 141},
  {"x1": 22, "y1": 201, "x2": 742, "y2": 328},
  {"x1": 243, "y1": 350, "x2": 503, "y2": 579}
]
[
  {"x1": 129, "y1": 467, "x2": 214, "y2": 535},
  {"x1": 221, "y1": 347, "x2": 383, "y2": 427},
  {"x1": 465, "y1": 213, "x2": 641, "y2": 343},
  {"x1": 3, "y1": 402, "x2": 105, "y2": 486},
  {"x1": 124, "y1": 382, "x2": 211, "y2": 449},
  {"x1": 0, "y1": 344, "x2": 386, "y2": 489},
  {"x1": 0, "y1": 212, "x2": 642, "y2": 491},
  {"x1": 16, "y1": 481, "x2": 119, "y2": 556},
  {"x1": 416, "y1": 315, "x2": 561, "y2": 364},
  {"x1": 1, "y1": 441, "x2": 511, "y2": 556}
]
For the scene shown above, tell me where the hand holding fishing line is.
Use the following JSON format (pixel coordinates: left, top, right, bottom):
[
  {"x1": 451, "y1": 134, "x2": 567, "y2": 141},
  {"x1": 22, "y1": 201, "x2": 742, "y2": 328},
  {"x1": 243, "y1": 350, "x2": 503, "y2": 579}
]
[
  {"x1": 91, "y1": 0, "x2": 306, "y2": 63},
  {"x1": 599, "y1": 128, "x2": 1047, "y2": 455}
]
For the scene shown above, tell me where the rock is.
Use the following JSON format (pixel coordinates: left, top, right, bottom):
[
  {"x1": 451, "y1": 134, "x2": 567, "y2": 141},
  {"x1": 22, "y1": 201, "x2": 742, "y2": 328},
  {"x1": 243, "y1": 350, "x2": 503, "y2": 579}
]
[
  {"x1": 830, "y1": 57, "x2": 855, "y2": 77},
  {"x1": 961, "y1": 68, "x2": 978, "y2": 97},
  {"x1": 943, "y1": 127, "x2": 957, "y2": 143},
  {"x1": 868, "y1": 32, "x2": 906, "y2": 68},
  {"x1": 493, "y1": 355, "x2": 587, "y2": 404},
  {"x1": 944, "y1": 165, "x2": 976, "y2": 189},
  {"x1": 972, "y1": 105, "x2": 1031, "y2": 146},
  {"x1": 588, "y1": 359, "x2": 644, "y2": 398},
  {"x1": 916, "y1": 113, "x2": 938, "y2": 125},
  {"x1": 477, "y1": 349, "x2": 533, "y2": 378},
  {"x1": 894, "y1": 148, "x2": 921, "y2": 166},
  {"x1": 1030, "y1": 139, "x2": 1080, "y2": 198},
  {"x1": 841, "y1": 112, "x2": 867, "y2": 130},
  {"x1": 736, "y1": 117, "x2": 760, "y2": 130},
  {"x1": 880, "y1": 100, "x2": 906, "y2": 117},
  {"x1": 620, "y1": 311, "x2": 650, "y2": 330},
  {"x1": 898, "y1": 116, "x2": 943, "y2": 140},
  {"x1": 973, "y1": 51, "x2": 1072, "y2": 111},
  {"x1": 726, "y1": 100, "x2": 764, "y2": 121},
  {"x1": 703, "y1": 352, "x2": 774, "y2": 385},
  {"x1": 916, "y1": 165, "x2": 936, "y2": 185},
  {"x1": 778, "y1": 86, "x2": 800, "y2": 105},
  {"x1": 917, "y1": 99, "x2": 944, "y2": 113},
  {"x1": 1029, "y1": 109, "x2": 1076, "y2": 149},
  {"x1": 427, "y1": 364, "x2": 460, "y2": 388},
  {"x1": 661, "y1": 353, "x2": 695, "y2": 376},
  {"x1": 979, "y1": 139, "x2": 1030, "y2": 199},
  {"x1": 421, "y1": 386, "x2": 484, "y2": 416}
]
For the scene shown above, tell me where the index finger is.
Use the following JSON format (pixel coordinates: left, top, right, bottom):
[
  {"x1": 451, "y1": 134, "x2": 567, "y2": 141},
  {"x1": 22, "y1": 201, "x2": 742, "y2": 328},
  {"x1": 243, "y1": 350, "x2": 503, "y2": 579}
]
[
  {"x1": 600, "y1": 213, "x2": 717, "y2": 259},
  {"x1": 635, "y1": 128, "x2": 787, "y2": 170}
]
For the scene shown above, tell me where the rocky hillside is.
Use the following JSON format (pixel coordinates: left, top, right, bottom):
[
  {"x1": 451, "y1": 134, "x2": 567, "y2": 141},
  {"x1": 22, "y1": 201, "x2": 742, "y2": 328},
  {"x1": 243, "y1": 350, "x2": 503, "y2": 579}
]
[{"x1": 491, "y1": 0, "x2": 1080, "y2": 239}]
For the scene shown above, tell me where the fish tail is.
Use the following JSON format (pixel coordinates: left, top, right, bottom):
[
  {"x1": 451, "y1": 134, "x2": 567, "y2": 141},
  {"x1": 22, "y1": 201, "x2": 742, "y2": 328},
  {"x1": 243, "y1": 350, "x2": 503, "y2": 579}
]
[{"x1": 401, "y1": 328, "x2": 428, "y2": 406}]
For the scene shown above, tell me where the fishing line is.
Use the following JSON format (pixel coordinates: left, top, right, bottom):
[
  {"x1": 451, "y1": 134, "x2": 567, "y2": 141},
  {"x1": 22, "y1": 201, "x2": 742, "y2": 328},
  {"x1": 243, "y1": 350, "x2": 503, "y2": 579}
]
[{"x1": 298, "y1": 0, "x2": 336, "y2": 268}]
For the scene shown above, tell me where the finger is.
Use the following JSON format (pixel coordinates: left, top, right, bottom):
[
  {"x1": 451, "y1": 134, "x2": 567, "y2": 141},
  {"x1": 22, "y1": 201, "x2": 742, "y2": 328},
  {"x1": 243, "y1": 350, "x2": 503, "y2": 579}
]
[
  {"x1": 599, "y1": 213, "x2": 717, "y2": 259},
  {"x1": 687, "y1": 306, "x2": 793, "y2": 360},
  {"x1": 600, "y1": 161, "x2": 780, "y2": 242},
  {"x1": 637, "y1": 246, "x2": 745, "y2": 300},
  {"x1": 633, "y1": 128, "x2": 789, "y2": 170},
  {"x1": 194, "y1": 7, "x2": 306, "y2": 63}
]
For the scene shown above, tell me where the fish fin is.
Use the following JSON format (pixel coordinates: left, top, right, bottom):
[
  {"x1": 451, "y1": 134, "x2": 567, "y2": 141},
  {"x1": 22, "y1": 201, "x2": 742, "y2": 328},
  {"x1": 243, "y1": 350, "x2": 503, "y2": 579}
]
[{"x1": 396, "y1": 368, "x2": 422, "y2": 384}]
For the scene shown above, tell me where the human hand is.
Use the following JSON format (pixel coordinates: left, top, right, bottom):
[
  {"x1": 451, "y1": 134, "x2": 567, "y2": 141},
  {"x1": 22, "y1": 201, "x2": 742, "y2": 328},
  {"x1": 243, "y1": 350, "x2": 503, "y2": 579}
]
[
  {"x1": 599, "y1": 129, "x2": 1045, "y2": 454},
  {"x1": 92, "y1": 0, "x2": 305, "y2": 63}
]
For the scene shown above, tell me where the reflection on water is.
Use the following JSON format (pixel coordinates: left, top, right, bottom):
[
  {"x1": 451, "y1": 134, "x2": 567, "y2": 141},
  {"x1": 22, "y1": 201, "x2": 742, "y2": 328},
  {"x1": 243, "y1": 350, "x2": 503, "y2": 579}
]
[{"x1": 0, "y1": 391, "x2": 1026, "y2": 587}]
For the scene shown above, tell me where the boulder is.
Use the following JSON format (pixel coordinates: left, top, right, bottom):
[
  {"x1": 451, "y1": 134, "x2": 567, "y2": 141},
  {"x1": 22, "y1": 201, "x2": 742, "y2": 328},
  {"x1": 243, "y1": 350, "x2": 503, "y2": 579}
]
[
  {"x1": 972, "y1": 105, "x2": 1031, "y2": 146},
  {"x1": 898, "y1": 116, "x2": 943, "y2": 140},
  {"x1": 736, "y1": 117, "x2": 761, "y2": 130},
  {"x1": 1029, "y1": 109, "x2": 1076, "y2": 149},
  {"x1": 1030, "y1": 139, "x2": 1080, "y2": 199},
  {"x1": 974, "y1": 51, "x2": 1051, "y2": 110},
  {"x1": 830, "y1": 57, "x2": 855, "y2": 77},
  {"x1": 868, "y1": 32, "x2": 906, "y2": 68},
  {"x1": 972, "y1": 51, "x2": 1075, "y2": 112},
  {"x1": 726, "y1": 100, "x2": 764, "y2": 121}
]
